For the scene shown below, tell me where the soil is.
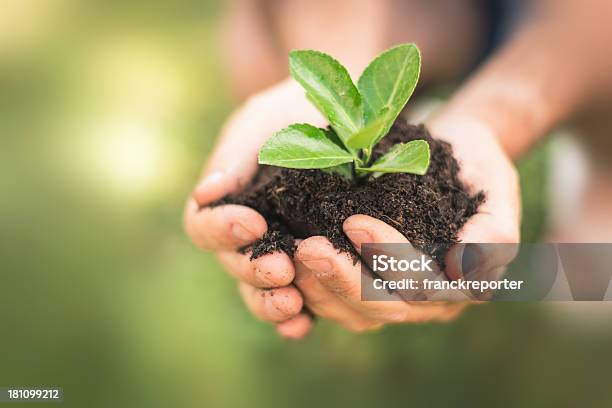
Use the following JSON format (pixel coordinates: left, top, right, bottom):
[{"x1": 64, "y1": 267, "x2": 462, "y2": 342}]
[{"x1": 211, "y1": 119, "x2": 485, "y2": 267}]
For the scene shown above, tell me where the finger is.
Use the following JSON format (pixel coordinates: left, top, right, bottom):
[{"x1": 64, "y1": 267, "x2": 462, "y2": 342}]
[
  {"x1": 343, "y1": 214, "x2": 461, "y2": 302},
  {"x1": 238, "y1": 282, "x2": 303, "y2": 323},
  {"x1": 430, "y1": 119, "x2": 521, "y2": 281},
  {"x1": 295, "y1": 236, "x2": 422, "y2": 322},
  {"x1": 293, "y1": 260, "x2": 380, "y2": 332},
  {"x1": 191, "y1": 109, "x2": 263, "y2": 207},
  {"x1": 343, "y1": 214, "x2": 411, "y2": 253},
  {"x1": 217, "y1": 250, "x2": 295, "y2": 288},
  {"x1": 296, "y1": 236, "x2": 467, "y2": 323},
  {"x1": 186, "y1": 81, "x2": 329, "y2": 251},
  {"x1": 184, "y1": 201, "x2": 267, "y2": 251},
  {"x1": 445, "y1": 215, "x2": 520, "y2": 284},
  {"x1": 442, "y1": 214, "x2": 519, "y2": 299},
  {"x1": 276, "y1": 313, "x2": 314, "y2": 340}
]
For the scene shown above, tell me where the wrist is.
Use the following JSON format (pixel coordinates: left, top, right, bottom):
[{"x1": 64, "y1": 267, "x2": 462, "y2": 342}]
[
  {"x1": 428, "y1": 22, "x2": 590, "y2": 160},
  {"x1": 432, "y1": 76, "x2": 561, "y2": 160}
]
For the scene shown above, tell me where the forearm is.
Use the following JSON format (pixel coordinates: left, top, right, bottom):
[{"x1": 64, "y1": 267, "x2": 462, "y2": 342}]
[{"x1": 433, "y1": 1, "x2": 612, "y2": 160}]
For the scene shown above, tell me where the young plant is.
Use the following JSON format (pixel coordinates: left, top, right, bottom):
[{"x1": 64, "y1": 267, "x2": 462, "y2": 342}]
[{"x1": 258, "y1": 43, "x2": 430, "y2": 180}]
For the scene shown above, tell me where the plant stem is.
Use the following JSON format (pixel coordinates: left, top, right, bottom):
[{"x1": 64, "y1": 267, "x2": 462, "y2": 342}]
[
  {"x1": 354, "y1": 166, "x2": 371, "y2": 181},
  {"x1": 362, "y1": 148, "x2": 372, "y2": 165}
]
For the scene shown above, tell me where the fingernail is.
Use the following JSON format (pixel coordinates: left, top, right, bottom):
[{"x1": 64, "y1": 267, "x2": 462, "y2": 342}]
[
  {"x1": 462, "y1": 244, "x2": 481, "y2": 279},
  {"x1": 231, "y1": 222, "x2": 258, "y2": 243},
  {"x1": 192, "y1": 170, "x2": 225, "y2": 206},
  {"x1": 301, "y1": 259, "x2": 333, "y2": 273},
  {"x1": 344, "y1": 229, "x2": 373, "y2": 250}
]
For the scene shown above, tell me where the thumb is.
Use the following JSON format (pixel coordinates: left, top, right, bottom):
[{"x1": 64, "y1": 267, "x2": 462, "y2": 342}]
[
  {"x1": 192, "y1": 108, "x2": 262, "y2": 207},
  {"x1": 192, "y1": 79, "x2": 325, "y2": 206}
]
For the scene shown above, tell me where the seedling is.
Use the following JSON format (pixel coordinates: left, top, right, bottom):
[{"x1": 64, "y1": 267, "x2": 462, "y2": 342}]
[{"x1": 258, "y1": 43, "x2": 429, "y2": 180}]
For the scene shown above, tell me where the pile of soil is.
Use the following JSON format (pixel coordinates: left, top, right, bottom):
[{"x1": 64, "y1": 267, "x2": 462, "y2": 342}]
[{"x1": 211, "y1": 119, "x2": 485, "y2": 266}]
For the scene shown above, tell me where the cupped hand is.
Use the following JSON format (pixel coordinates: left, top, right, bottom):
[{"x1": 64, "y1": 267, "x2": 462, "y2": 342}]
[
  {"x1": 184, "y1": 79, "x2": 324, "y2": 340},
  {"x1": 293, "y1": 215, "x2": 468, "y2": 333},
  {"x1": 430, "y1": 117, "x2": 521, "y2": 281},
  {"x1": 292, "y1": 117, "x2": 521, "y2": 332},
  {"x1": 185, "y1": 77, "x2": 520, "y2": 337}
]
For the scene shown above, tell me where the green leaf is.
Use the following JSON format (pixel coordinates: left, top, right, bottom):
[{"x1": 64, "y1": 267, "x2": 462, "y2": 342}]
[
  {"x1": 289, "y1": 50, "x2": 363, "y2": 145},
  {"x1": 357, "y1": 43, "x2": 421, "y2": 147},
  {"x1": 345, "y1": 108, "x2": 390, "y2": 150},
  {"x1": 357, "y1": 140, "x2": 430, "y2": 175},
  {"x1": 258, "y1": 124, "x2": 354, "y2": 169}
]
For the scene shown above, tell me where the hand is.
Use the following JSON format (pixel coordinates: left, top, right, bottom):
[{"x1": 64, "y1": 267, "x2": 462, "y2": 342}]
[
  {"x1": 184, "y1": 79, "x2": 325, "y2": 340},
  {"x1": 429, "y1": 117, "x2": 521, "y2": 282},
  {"x1": 293, "y1": 215, "x2": 467, "y2": 333},
  {"x1": 185, "y1": 78, "x2": 520, "y2": 337},
  {"x1": 292, "y1": 117, "x2": 520, "y2": 332}
]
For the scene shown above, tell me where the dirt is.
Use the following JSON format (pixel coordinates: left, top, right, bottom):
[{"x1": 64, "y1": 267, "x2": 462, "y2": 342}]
[{"x1": 212, "y1": 119, "x2": 485, "y2": 266}]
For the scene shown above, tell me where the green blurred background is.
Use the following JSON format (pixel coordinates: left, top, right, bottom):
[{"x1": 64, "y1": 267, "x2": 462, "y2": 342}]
[{"x1": 2, "y1": 1, "x2": 612, "y2": 407}]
